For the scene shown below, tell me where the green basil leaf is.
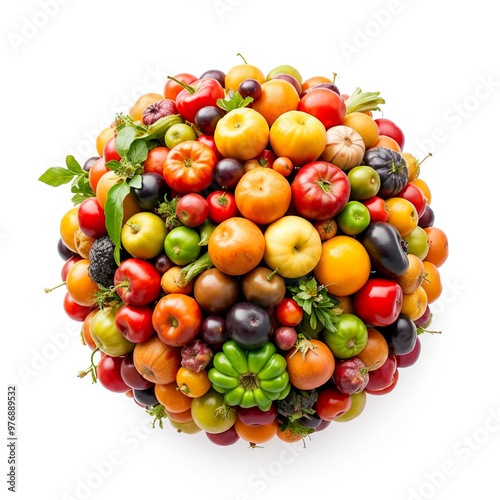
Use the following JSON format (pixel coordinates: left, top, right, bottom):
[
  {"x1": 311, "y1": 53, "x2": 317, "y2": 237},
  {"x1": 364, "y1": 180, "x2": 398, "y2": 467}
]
[
  {"x1": 129, "y1": 174, "x2": 142, "y2": 189},
  {"x1": 66, "y1": 156, "x2": 84, "y2": 174},
  {"x1": 104, "y1": 182, "x2": 130, "y2": 265},
  {"x1": 105, "y1": 160, "x2": 121, "y2": 171},
  {"x1": 115, "y1": 126, "x2": 137, "y2": 157},
  {"x1": 39, "y1": 167, "x2": 75, "y2": 187},
  {"x1": 128, "y1": 140, "x2": 148, "y2": 165}
]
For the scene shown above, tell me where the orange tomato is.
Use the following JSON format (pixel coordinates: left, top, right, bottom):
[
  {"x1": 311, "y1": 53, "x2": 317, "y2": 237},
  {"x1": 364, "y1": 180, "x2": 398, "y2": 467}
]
[
  {"x1": 285, "y1": 339, "x2": 335, "y2": 390},
  {"x1": 176, "y1": 368, "x2": 211, "y2": 398},
  {"x1": 161, "y1": 266, "x2": 193, "y2": 295},
  {"x1": 144, "y1": 147, "x2": 170, "y2": 176},
  {"x1": 225, "y1": 59, "x2": 265, "y2": 92},
  {"x1": 208, "y1": 217, "x2": 265, "y2": 276},
  {"x1": 60, "y1": 207, "x2": 80, "y2": 253},
  {"x1": 357, "y1": 328, "x2": 389, "y2": 371},
  {"x1": 401, "y1": 286, "x2": 428, "y2": 320},
  {"x1": 252, "y1": 80, "x2": 300, "y2": 127},
  {"x1": 66, "y1": 259, "x2": 99, "y2": 307},
  {"x1": 272, "y1": 157, "x2": 294, "y2": 177},
  {"x1": 96, "y1": 127, "x2": 115, "y2": 157},
  {"x1": 89, "y1": 158, "x2": 110, "y2": 193},
  {"x1": 370, "y1": 135, "x2": 401, "y2": 152},
  {"x1": 276, "y1": 427, "x2": 302, "y2": 443},
  {"x1": 82, "y1": 309, "x2": 98, "y2": 350},
  {"x1": 96, "y1": 171, "x2": 141, "y2": 224},
  {"x1": 412, "y1": 179, "x2": 432, "y2": 204},
  {"x1": 301, "y1": 76, "x2": 331, "y2": 91},
  {"x1": 235, "y1": 168, "x2": 291, "y2": 224},
  {"x1": 155, "y1": 382, "x2": 192, "y2": 413},
  {"x1": 314, "y1": 218, "x2": 338, "y2": 241},
  {"x1": 385, "y1": 197, "x2": 418, "y2": 237},
  {"x1": 421, "y1": 261, "x2": 442, "y2": 303},
  {"x1": 314, "y1": 236, "x2": 371, "y2": 296},
  {"x1": 129, "y1": 93, "x2": 164, "y2": 122},
  {"x1": 424, "y1": 227, "x2": 449, "y2": 268},
  {"x1": 234, "y1": 419, "x2": 278, "y2": 445},
  {"x1": 165, "y1": 408, "x2": 193, "y2": 423}
]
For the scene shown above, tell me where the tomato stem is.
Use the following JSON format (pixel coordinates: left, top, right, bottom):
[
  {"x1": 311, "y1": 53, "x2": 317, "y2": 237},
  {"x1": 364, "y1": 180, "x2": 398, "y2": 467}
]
[
  {"x1": 44, "y1": 282, "x2": 66, "y2": 294},
  {"x1": 332, "y1": 72, "x2": 337, "y2": 84},
  {"x1": 266, "y1": 267, "x2": 280, "y2": 281}
]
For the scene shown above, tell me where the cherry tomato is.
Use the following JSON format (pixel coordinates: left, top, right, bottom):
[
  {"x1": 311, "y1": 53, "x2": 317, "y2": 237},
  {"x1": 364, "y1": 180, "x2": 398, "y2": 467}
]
[
  {"x1": 97, "y1": 355, "x2": 130, "y2": 393},
  {"x1": 275, "y1": 298, "x2": 303, "y2": 326},
  {"x1": 385, "y1": 198, "x2": 418, "y2": 237},
  {"x1": 155, "y1": 381, "x2": 192, "y2": 413},
  {"x1": 365, "y1": 355, "x2": 397, "y2": 391},
  {"x1": 115, "y1": 305, "x2": 155, "y2": 343},
  {"x1": 316, "y1": 387, "x2": 352, "y2": 420},
  {"x1": 197, "y1": 134, "x2": 223, "y2": 161},
  {"x1": 272, "y1": 157, "x2": 294, "y2": 177},
  {"x1": 114, "y1": 259, "x2": 162, "y2": 306},
  {"x1": 176, "y1": 193, "x2": 209, "y2": 227},
  {"x1": 77, "y1": 197, "x2": 107, "y2": 239},
  {"x1": 143, "y1": 147, "x2": 170, "y2": 176},
  {"x1": 63, "y1": 292, "x2": 93, "y2": 322},
  {"x1": 255, "y1": 149, "x2": 277, "y2": 168},
  {"x1": 314, "y1": 218, "x2": 338, "y2": 241},
  {"x1": 61, "y1": 254, "x2": 83, "y2": 281},
  {"x1": 361, "y1": 197, "x2": 389, "y2": 222},
  {"x1": 398, "y1": 183, "x2": 427, "y2": 218},
  {"x1": 176, "y1": 367, "x2": 211, "y2": 398},
  {"x1": 66, "y1": 259, "x2": 99, "y2": 307},
  {"x1": 234, "y1": 419, "x2": 278, "y2": 445},
  {"x1": 103, "y1": 136, "x2": 121, "y2": 163},
  {"x1": 207, "y1": 191, "x2": 238, "y2": 223}
]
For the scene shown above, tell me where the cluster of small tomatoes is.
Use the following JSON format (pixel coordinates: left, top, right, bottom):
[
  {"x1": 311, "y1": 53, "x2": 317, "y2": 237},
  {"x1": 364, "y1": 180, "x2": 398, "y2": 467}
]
[{"x1": 51, "y1": 58, "x2": 449, "y2": 446}]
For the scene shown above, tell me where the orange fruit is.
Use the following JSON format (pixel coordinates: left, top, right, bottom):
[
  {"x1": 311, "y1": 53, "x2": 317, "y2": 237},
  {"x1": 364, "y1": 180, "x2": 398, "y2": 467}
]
[
  {"x1": 358, "y1": 328, "x2": 389, "y2": 371},
  {"x1": 252, "y1": 80, "x2": 300, "y2": 127},
  {"x1": 342, "y1": 112, "x2": 379, "y2": 149},
  {"x1": 161, "y1": 266, "x2": 193, "y2": 295},
  {"x1": 234, "y1": 419, "x2": 278, "y2": 445},
  {"x1": 370, "y1": 135, "x2": 401, "y2": 152},
  {"x1": 385, "y1": 197, "x2": 418, "y2": 237},
  {"x1": 396, "y1": 254, "x2": 425, "y2": 294},
  {"x1": 96, "y1": 127, "x2": 115, "y2": 157},
  {"x1": 301, "y1": 76, "x2": 331, "y2": 91},
  {"x1": 66, "y1": 259, "x2": 99, "y2": 307},
  {"x1": 60, "y1": 207, "x2": 80, "y2": 253},
  {"x1": 225, "y1": 60, "x2": 265, "y2": 92},
  {"x1": 421, "y1": 261, "x2": 442, "y2": 304},
  {"x1": 401, "y1": 286, "x2": 428, "y2": 321},
  {"x1": 412, "y1": 179, "x2": 432, "y2": 204},
  {"x1": 424, "y1": 227, "x2": 449, "y2": 268}
]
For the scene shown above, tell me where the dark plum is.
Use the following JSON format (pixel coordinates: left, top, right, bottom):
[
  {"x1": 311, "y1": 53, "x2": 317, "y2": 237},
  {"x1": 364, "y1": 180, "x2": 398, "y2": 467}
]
[
  {"x1": 195, "y1": 106, "x2": 225, "y2": 135},
  {"x1": 272, "y1": 74, "x2": 301, "y2": 95},
  {"x1": 238, "y1": 79, "x2": 262, "y2": 100},
  {"x1": 418, "y1": 204, "x2": 435, "y2": 228},
  {"x1": 131, "y1": 173, "x2": 168, "y2": 210},
  {"x1": 201, "y1": 315, "x2": 228, "y2": 345},
  {"x1": 378, "y1": 314, "x2": 417, "y2": 355},
  {"x1": 297, "y1": 414, "x2": 322, "y2": 429},
  {"x1": 133, "y1": 386, "x2": 159, "y2": 407},
  {"x1": 83, "y1": 156, "x2": 99, "y2": 172},
  {"x1": 213, "y1": 158, "x2": 245, "y2": 190},
  {"x1": 154, "y1": 254, "x2": 173, "y2": 275},
  {"x1": 200, "y1": 69, "x2": 226, "y2": 88},
  {"x1": 121, "y1": 353, "x2": 154, "y2": 390},
  {"x1": 57, "y1": 238, "x2": 76, "y2": 260},
  {"x1": 396, "y1": 336, "x2": 421, "y2": 368},
  {"x1": 226, "y1": 302, "x2": 274, "y2": 350},
  {"x1": 301, "y1": 82, "x2": 341, "y2": 98}
]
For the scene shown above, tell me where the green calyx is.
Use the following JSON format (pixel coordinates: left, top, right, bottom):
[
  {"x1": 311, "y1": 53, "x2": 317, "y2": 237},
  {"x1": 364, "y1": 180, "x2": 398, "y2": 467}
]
[
  {"x1": 345, "y1": 87, "x2": 385, "y2": 114},
  {"x1": 208, "y1": 341, "x2": 290, "y2": 411}
]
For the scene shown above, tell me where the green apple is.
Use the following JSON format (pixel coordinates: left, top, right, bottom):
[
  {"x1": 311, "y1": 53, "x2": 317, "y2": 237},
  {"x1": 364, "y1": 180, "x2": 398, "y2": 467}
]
[
  {"x1": 90, "y1": 308, "x2": 135, "y2": 357},
  {"x1": 404, "y1": 226, "x2": 429, "y2": 261},
  {"x1": 266, "y1": 65, "x2": 303, "y2": 85},
  {"x1": 165, "y1": 123, "x2": 197, "y2": 149},
  {"x1": 122, "y1": 212, "x2": 168, "y2": 259}
]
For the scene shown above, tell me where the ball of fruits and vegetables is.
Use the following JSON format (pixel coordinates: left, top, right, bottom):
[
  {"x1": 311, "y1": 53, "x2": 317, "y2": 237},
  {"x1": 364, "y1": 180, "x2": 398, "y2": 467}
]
[{"x1": 41, "y1": 55, "x2": 448, "y2": 446}]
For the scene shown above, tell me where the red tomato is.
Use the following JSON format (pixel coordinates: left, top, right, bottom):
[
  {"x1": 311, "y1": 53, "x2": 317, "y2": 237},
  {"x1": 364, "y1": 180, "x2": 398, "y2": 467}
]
[
  {"x1": 255, "y1": 149, "x2": 277, "y2": 168},
  {"x1": 152, "y1": 294, "x2": 202, "y2": 347},
  {"x1": 103, "y1": 136, "x2": 121, "y2": 163},
  {"x1": 197, "y1": 134, "x2": 223, "y2": 161},
  {"x1": 361, "y1": 197, "x2": 389, "y2": 222},
  {"x1": 114, "y1": 259, "x2": 162, "y2": 306},
  {"x1": 63, "y1": 292, "x2": 93, "y2": 322},
  {"x1": 237, "y1": 406, "x2": 277, "y2": 426},
  {"x1": 354, "y1": 279, "x2": 403, "y2": 327},
  {"x1": 175, "y1": 79, "x2": 225, "y2": 123},
  {"x1": 365, "y1": 368, "x2": 399, "y2": 395},
  {"x1": 163, "y1": 141, "x2": 217, "y2": 194},
  {"x1": 291, "y1": 161, "x2": 350, "y2": 219},
  {"x1": 206, "y1": 191, "x2": 238, "y2": 223},
  {"x1": 316, "y1": 387, "x2": 352, "y2": 420},
  {"x1": 97, "y1": 355, "x2": 130, "y2": 393},
  {"x1": 275, "y1": 298, "x2": 303, "y2": 326},
  {"x1": 77, "y1": 197, "x2": 107, "y2": 239},
  {"x1": 397, "y1": 183, "x2": 427, "y2": 218},
  {"x1": 144, "y1": 147, "x2": 170, "y2": 176},
  {"x1": 374, "y1": 118, "x2": 405, "y2": 150},
  {"x1": 176, "y1": 193, "x2": 209, "y2": 227},
  {"x1": 115, "y1": 305, "x2": 155, "y2": 343},
  {"x1": 365, "y1": 355, "x2": 397, "y2": 391},
  {"x1": 298, "y1": 88, "x2": 346, "y2": 129},
  {"x1": 164, "y1": 73, "x2": 197, "y2": 101}
]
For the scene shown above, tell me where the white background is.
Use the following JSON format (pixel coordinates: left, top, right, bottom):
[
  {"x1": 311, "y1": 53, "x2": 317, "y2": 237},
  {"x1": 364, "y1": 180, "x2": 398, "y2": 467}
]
[{"x1": 1, "y1": 1, "x2": 500, "y2": 499}]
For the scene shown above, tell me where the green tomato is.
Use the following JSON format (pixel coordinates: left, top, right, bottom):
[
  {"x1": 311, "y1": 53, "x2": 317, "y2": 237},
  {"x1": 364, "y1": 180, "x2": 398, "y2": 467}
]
[
  {"x1": 164, "y1": 123, "x2": 197, "y2": 149},
  {"x1": 191, "y1": 389, "x2": 237, "y2": 433},
  {"x1": 164, "y1": 226, "x2": 201, "y2": 265},
  {"x1": 169, "y1": 418, "x2": 202, "y2": 434},
  {"x1": 90, "y1": 308, "x2": 135, "y2": 357},
  {"x1": 336, "y1": 201, "x2": 371, "y2": 235},
  {"x1": 122, "y1": 212, "x2": 168, "y2": 260},
  {"x1": 335, "y1": 391, "x2": 366, "y2": 422},
  {"x1": 324, "y1": 313, "x2": 368, "y2": 358},
  {"x1": 266, "y1": 65, "x2": 303, "y2": 85},
  {"x1": 404, "y1": 226, "x2": 429, "y2": 260},
  {"x1": 348, "y1": 166, "x2": 381, "y2": 200}
]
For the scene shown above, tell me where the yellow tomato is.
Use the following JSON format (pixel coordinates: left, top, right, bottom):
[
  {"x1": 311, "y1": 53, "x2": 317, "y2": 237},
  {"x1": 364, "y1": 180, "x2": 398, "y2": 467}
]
[
  {"x1": 264, "y1": 216, "x2": 322, "y2": 279},
  {"x1": 385, "y1": 197, "x2": 418, "y2": 237},
  {"x1": 314, "y1": 236, "x2": 371, "y2": 296},
  {"x1": 214, "y1": 108, "x2": 269, "y2": 162},
  {"x1": 60, "y1": 207, "x2": 80, "y2": 253},
  {"x1": 96, "y1": 127, "x2": 115, "y2": 157},
  {"x1": 401, "y1": 286, "x2": 428, "y2": 321},
  {"x1": 270, "y1": 111, "x2": 326, "y2": 166},
  {"x1": 66, "y1": 259, "x2": 99, "y2": 307}
]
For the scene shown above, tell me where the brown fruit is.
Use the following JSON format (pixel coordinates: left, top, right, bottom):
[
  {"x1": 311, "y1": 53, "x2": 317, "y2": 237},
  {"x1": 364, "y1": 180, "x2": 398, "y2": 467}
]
[
  {"x1": 331, "y1": 295, "x2": 355, "y2": 315},
  {"x1": 358, "y1": 328, "x2": 389, "y2": 371},
  {"x1": 133, "y1": 335, "x2": 181, "y2": 385},
  {"x1": 241, "y1": 267, "x2": 286, "y2": 307},
  {"x1": 396, "y1": 254, "x2": 425, "y2": 294},
  {"x1": 194, "y1": 268, "x2": 240, "y2": 313}
]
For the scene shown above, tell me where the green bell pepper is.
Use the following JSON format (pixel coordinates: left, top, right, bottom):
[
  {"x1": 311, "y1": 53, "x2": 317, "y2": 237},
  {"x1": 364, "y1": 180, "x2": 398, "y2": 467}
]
[{"x1": 208, "y1": 341, "x2": 290, "y2": 411}]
